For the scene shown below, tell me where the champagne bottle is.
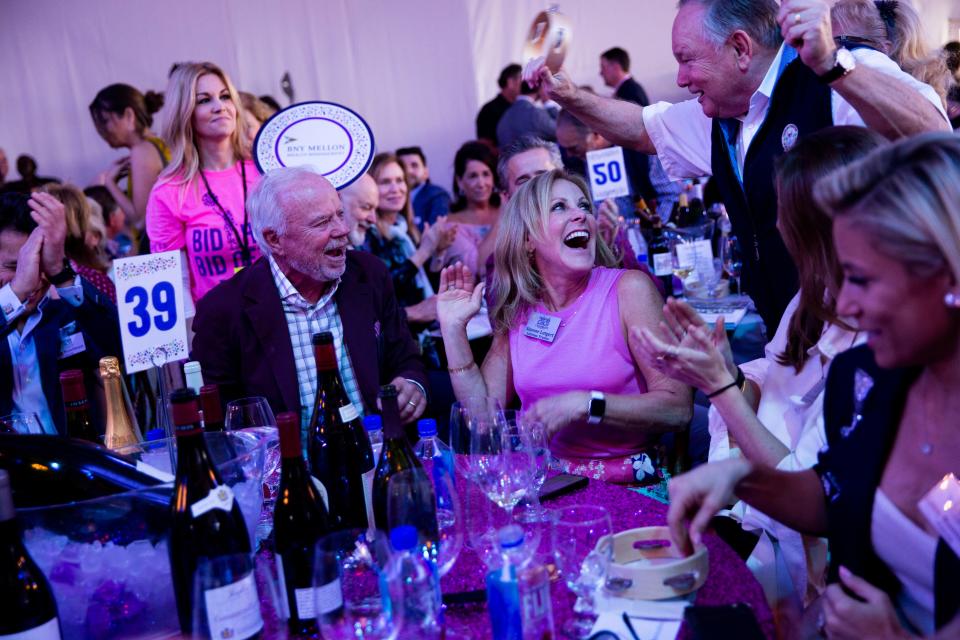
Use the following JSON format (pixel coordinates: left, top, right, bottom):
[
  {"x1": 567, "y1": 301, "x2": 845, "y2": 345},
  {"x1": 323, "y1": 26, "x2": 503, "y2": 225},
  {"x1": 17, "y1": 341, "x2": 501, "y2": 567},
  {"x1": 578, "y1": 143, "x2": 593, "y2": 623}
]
[
  {"x1": 648, "y1": 217, "x2": 675, "y2": 295},
  {"x1": 58, "y1": 370, "x2": 99, "y2": 444},
  {"x1": 274, "y1": 412, "x2": 333, "y2": 635},
  {"x1": 167, "y1": 388, "x2": 259, "y2": 637},
  {"x1": 371, "y1": 386, "x2": 438, "y2": 541},
  {"x1": 100, "y1": 357, "x2": 142, "y2": 450},
  {"x1": 672, "y1": 190, "x2": 692, "y2": 227},
  {"x1": 307, "y1": 332, "x2": 375, "y2": 532},
  {"x1": 0, "y1": 470, "x2": 61, "y2": 639},
  {"x1": 0, "y1": 434, "x2": 165, "y2": 509}
]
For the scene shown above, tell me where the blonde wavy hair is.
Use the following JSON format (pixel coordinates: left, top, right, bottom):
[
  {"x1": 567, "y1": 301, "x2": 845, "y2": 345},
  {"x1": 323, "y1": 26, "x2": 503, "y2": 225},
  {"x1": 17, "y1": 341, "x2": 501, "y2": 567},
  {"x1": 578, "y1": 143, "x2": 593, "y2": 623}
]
[
  {"x1": 813, "y1": 132, "x2": 960, "y2": 284},
  {"x1": 490, "y1": 169, "x2": 617, "y2": 334},
  {"x1": 159, "y1": 61, "x2": 249, "y2": 186},
  {"x1": 831, "y1": 0, "x2": 951, "y2": 102}
]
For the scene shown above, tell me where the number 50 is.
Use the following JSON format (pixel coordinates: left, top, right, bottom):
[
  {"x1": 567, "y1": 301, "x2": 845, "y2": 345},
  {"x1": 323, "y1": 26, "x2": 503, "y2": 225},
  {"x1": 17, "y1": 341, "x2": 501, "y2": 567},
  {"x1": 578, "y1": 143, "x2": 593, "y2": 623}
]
[
  {"x1": 125, "y1": 282, "x2": 178, "y2": 338},
  {"x1": 592, "y1": 160, "x2": 622, "y2": 185}
]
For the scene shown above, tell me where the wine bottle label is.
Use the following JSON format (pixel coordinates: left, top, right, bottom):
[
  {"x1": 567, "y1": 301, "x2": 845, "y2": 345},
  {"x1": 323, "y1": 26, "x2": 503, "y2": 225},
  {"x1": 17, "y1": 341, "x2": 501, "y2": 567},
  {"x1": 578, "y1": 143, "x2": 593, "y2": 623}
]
[
  {"x1": 190, "y1": 485, "x2": 235, "y2": 518},
  {"x1": 652, "y1": 252, "x2": 673, "y2": 277},
  {"x1": 0, "y1": 618, "x2": 61, "y2": 640},
  {"x1": 276, "y1": 555, "x2": 343, "y2": 619},
  {"x1": 311, "y1": 476, "x2": 330, "y2": 511},
  {"x1": 362, "y1": 467, "x2": 376, "y2": 532},
  {"x1": 135, "y1": 461, "x2": 175, "y2": 483},
  {"x1": 203, "y1": 572, "x2": 263, "y2": 639},
  {"x1": 338, "y1": 403, "x2": 359, "y2": 423}
]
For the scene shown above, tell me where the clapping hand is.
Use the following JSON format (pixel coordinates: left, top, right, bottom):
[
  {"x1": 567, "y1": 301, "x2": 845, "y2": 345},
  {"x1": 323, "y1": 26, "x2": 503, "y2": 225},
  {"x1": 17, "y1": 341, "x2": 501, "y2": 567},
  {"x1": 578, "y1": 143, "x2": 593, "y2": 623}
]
[
  {"x1": 8, "y1": 227, "x2": 46, "y2": 306},
  {"x1": 425, "y1": 216, "x2": 458, "y2": 255},
  {"x1": 437, "y1": 262, "x2": 483, "y2": 332},
  {"x1": 97, "y1": 157, "x2": 130, "y2": 186},
  {"x1": 28, "y1": 192, "x2": 67, "y2": 279},
  {"x1": 778, "y1": 0, "x2": 837, "y2": 76}
]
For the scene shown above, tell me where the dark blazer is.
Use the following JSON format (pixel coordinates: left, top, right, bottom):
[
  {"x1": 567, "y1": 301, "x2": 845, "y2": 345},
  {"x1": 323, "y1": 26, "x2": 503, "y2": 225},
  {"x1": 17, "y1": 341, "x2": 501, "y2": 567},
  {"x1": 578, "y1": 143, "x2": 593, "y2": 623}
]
[
  {"x1": 496, "y1": 98, "x2": 557, "y2": 150},
  {"x1": 476, "y1": 94, "x2": 512, "y2": 146},
  {"x1": 412, "y1": 181, "x2": 451, "y2": 229},
  {"x1": 614, "y1": 77, "x2": 649, "y2": 107},
  {"x1": 191, "y1": 253, "x2": 428, "y2": 417},
  {"x1": 0, "y1": 278, "x2": 122, "y2": 435},
  {"x1": 613, "y1": 77, "x2": 656, "y2": 202},
  {"x1": 819, "y1": 344, "x2": 959, "y2": 630}
]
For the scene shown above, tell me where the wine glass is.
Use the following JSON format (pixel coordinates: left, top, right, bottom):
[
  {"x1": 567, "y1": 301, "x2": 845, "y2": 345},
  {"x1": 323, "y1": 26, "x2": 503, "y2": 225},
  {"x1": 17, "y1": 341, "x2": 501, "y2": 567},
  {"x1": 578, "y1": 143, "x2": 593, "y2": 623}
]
[
  {"x1": 226, "y1": 397, "x2": 279, "y2": 542},
  {"x1": 721, "y1": 234, "x2": 743, "y2": 296},
  {"x1": 313, "y1": 529, "x2": 400, "y2": 640},
  {"x1": 551, "y1": 505, "x2": 614, "y2": 639},
  {"x1": 0, "y1": 412, "x2": 45, "y2": 435},
  {"x1": 191, "y1": 553, "x2": 263, "y2": 640},
  {"x1": 473, "y1": 422, "x2": 536, "y2": 514},
  {"x1": 515, "y1": 419, "x2": 550, "y2": 523},
  {"x1": 387, "y1": 468, "x2": 463, "y2": 577},
  {"x1": 449, "y1": 397, "x2": 504, "y2": 482}
]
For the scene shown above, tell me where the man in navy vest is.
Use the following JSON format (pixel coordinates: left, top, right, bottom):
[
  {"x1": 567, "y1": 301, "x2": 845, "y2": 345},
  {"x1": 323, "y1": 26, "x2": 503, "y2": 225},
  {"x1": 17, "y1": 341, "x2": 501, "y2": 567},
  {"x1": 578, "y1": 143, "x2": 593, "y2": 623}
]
[{"x1": 525, "y1": 0, "x2": 949, "y2": 332}]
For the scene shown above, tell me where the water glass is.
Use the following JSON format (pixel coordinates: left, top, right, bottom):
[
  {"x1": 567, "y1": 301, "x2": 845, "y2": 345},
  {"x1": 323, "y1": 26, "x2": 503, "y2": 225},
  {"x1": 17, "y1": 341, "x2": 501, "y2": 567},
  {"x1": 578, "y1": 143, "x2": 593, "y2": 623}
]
[
  {"x1": 721, "y1": 234, "x2": 743, "y2": 295},
  {"x1": 191, "y1": 553, "x2": 263, "y2": 640},
  {"x1": 551, "y1": 505, "x2": 614, "y2": 639},
  {"x1": 516, "y1": 419, "x2": 550, "y2": 523},
  {"x1": 449, "y1": 397, "x2": 504, "y2": 482},
  {"x1": 313, "y1": 529, "x2": 400, "y2": 640},
  {"x1": 472, "y1": 422, "x2": 535, "y2": 513},
  {"x1": 0, "y1": 412, "x2": 44, "y2": 435}
]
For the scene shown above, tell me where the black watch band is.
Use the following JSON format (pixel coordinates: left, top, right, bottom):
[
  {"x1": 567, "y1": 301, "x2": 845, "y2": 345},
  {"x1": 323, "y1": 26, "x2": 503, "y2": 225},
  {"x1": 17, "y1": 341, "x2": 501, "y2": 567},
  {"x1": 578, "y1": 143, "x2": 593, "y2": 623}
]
[{"x1": 48, "y1": 259, "x2": 76, "y2": 286}]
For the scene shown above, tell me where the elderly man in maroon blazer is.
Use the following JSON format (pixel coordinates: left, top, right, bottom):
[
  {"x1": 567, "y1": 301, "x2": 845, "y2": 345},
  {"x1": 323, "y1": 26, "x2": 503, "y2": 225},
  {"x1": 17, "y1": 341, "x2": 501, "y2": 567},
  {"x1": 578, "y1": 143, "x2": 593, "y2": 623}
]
[{"x1": 191, "y1": 167, "x2": 428, "y2": 425}]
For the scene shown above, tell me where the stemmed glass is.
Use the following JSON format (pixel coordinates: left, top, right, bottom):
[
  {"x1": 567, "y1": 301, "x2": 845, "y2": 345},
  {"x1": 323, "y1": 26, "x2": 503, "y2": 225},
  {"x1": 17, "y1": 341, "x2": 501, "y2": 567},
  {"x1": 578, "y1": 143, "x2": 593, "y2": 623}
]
[
  {"x1": 0, "y1": 412, "x2": 44, "y2": 435},
  {"x1": 551, "y1": 505, "x2": 614, "y2": 639},
  {"x1": 472, "y1": 421, "x2": 536, "y2": 515},
  {"x1": 449, "y1": 397, "x2": 504, "y2": 482},
  {"x1": 313, "y1": 529, "x2": 400, "y2": 640},
  {"x1": 225, "y1": 397, "x2": 278, "y2": 541},
  {"x1": 387, "y1": 468, "x2": 463, "y2": 577},
  {"x1": 720, "y1": 234, "x2": 743, "y2": 295},
  {"x1": 514, "y1": 418, "x2": 550, "y2": 523}
]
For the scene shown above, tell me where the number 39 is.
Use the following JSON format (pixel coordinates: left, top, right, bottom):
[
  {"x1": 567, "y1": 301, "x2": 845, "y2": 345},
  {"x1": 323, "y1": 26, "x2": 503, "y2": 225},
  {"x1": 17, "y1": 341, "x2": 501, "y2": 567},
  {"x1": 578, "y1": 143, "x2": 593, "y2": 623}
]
[{"x1": 125, "y1": 282, "x2": 178, "y2": 338}]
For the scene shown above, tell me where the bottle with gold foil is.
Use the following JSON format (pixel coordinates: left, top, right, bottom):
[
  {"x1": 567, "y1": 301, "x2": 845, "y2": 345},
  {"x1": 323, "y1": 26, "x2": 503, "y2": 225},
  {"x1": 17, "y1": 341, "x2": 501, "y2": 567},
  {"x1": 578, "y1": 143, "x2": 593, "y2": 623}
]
[{"x1": 99, "y1": 357, "x2": 143, "y2": 450}]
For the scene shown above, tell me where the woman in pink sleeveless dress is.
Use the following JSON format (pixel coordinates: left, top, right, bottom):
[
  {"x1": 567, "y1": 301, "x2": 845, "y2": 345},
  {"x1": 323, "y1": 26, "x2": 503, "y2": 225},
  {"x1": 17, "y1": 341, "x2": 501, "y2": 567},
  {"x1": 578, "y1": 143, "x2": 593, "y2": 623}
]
[{"x1": 438, "y1": 169, "x2": 692, "y2": 484}]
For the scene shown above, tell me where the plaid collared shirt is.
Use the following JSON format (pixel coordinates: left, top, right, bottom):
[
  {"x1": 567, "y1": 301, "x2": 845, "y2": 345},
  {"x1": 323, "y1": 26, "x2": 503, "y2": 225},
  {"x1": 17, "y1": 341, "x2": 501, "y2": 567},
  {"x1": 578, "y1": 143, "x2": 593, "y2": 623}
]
[{"x1": 268, "y1": 257, "x2": 364, "y2": 430}]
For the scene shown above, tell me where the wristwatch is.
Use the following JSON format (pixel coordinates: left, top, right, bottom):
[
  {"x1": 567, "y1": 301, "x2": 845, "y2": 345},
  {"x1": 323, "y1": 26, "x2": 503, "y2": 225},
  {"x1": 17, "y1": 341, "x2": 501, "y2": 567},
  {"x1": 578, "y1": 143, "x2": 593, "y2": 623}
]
[
  {"x1": 48, "y1": 259, "x2": 76, "y2": 286},
  {"x1": 818, "y1": 47, "x2": 856, "y2": 84},
  {"x1": 587, "y1": 391, "x2": 606, "y2": 425}
]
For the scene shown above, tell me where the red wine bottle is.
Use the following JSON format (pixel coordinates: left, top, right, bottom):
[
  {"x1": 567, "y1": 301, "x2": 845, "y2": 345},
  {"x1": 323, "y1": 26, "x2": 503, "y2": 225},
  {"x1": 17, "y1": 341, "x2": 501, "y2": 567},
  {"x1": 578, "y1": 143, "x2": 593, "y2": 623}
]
[
  {"x1": 274, "y1": 412, "x2": 334, "y2": 635},
  {"x1": 0, "y1": 434, "x2": 165, "y2": 508},
  {"x1": 199, "y1": 384, "x2": 225, "y2": 433},
  {"x1": 58, "y1": 370, "x2": 100, "y2": 444},
  {"x1": 167, "y1": 388, "x2": 260, "y2": 637},
  {"x1": 307, "y1": 332, "x2": 375, "y2": 531},
  {"x1": 0, "y1": 470, "x2": 61, "y2": 639},
  {"x1": 371, "y1": 385, "x2": 438, "y2": 541}
]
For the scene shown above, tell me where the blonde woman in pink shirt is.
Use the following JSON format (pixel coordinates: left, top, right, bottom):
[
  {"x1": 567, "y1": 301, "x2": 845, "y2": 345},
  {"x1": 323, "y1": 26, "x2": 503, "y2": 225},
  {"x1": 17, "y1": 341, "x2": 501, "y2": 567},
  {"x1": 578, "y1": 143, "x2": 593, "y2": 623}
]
[
  {"x1": 438, "y1": 169, "x2": 692, "y2": 484},
  {"x1": 146, "y1": 62, "x2": 261, "y2": 304}
]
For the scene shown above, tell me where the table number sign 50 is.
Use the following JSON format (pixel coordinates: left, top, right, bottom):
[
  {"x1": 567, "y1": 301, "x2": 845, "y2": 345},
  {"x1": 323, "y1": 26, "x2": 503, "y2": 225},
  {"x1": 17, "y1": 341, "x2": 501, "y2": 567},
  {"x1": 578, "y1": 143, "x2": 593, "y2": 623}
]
[{"x1": 586, "y1": 146, "x2": 630, "y2": 202}]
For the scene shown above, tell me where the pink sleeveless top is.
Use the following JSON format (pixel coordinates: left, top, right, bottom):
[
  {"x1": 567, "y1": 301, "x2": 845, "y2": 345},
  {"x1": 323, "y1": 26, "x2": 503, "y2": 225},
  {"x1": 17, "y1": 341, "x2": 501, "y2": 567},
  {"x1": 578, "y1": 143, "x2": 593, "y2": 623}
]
[{"x1": 509, "y1": 268, "x2": 648, "y2": 459}]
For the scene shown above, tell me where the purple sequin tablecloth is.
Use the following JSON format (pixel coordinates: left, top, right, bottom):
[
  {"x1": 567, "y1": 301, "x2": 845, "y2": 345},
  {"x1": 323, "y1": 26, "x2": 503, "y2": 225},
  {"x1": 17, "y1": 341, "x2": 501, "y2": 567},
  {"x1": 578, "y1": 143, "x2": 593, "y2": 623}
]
[{"x1": 260, "y1": 478, "x2": 775, "y2": 639}]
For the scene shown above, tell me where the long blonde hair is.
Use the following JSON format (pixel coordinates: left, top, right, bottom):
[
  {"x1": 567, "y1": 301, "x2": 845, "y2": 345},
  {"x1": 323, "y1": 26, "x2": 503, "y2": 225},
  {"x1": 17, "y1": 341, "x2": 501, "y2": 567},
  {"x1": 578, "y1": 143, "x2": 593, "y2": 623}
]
[
  {"x1": 491, "y1": 169, "x2": 617, "y2": 334},
  {"x1": 159, "y1": 62, "x2": 248, "y2": 185}
]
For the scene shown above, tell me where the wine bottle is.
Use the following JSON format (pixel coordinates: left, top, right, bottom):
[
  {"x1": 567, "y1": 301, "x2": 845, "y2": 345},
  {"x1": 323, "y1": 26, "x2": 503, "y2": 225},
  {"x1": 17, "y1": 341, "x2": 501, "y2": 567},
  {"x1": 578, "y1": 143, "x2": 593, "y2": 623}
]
[
  {"x1": 167, "y1": 388, "x2": 259, "y2": 637},
  {"x1": 648, "y1": 218, "x2": 675, "y2": 295},
  {"x1": 58, "y1": 370, "x2": 99, "y2": 444},
  {"x1": 0, "y1": 434, "x2": 165, "y2": 508},
  {"x1": 371, "y1": 386, "x2": 438, "y2": 541},
  {"x1": 274, "y1": 412, "x2": 333, "y2": 635},
  {"x1": 0, "y1": 470, "x2": 62, "y2": 639},
  {"x1": 199, "y1": 385, "x2": 225, "y2": 433},
  {"x1": 183, "y1": 361, "x2": 204, "y2": 395},
  {"x1": 100, "y1": 357, "x2": 142, "y2": 450},
  {"x1": 307, "y1": 332, "x2": 375, "y2": 532}
]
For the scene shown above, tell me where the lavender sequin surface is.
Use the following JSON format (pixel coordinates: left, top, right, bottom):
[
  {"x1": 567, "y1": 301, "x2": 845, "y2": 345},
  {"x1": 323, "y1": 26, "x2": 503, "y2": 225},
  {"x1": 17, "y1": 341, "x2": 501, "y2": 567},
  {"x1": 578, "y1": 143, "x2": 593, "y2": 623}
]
[{"x1": 260, "y1": 477, "x2": 775, "y2": 639}]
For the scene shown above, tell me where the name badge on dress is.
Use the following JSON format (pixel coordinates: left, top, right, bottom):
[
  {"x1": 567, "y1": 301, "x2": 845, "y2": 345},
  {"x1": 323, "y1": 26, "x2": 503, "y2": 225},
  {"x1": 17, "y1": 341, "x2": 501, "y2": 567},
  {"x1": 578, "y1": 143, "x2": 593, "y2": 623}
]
[
  {"x1": 523, "y1": 311, "x2": 561, "y2": 343},
  {"x1": 58, "y1": 321, "x2": 86, "y2": 359},
  {"x1": 919, "y1": 473, "x2": 960, "y2": 557}
]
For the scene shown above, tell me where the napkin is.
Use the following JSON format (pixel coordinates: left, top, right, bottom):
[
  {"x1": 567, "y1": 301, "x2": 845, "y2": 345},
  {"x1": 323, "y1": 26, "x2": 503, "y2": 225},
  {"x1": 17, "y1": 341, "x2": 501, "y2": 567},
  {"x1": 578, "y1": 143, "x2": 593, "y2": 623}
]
[{"x1": 589, "y1": 589, "x2": 691, "y2": 639}]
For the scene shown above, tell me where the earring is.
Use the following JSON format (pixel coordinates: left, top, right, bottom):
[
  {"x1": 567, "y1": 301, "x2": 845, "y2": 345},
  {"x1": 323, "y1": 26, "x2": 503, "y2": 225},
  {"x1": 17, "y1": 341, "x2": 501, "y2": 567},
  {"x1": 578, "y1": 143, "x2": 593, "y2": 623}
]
[{"x1": 945, "y1": 292, "x2": 960, "y2": 308}]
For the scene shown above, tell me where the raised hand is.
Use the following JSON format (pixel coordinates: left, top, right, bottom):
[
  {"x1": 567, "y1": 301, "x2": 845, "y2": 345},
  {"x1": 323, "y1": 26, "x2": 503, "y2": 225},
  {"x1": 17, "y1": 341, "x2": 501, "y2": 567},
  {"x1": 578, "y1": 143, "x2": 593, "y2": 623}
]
[
  {"x1": 522, "y1": 55, "x2": 577, "y2": 103},
  {"x1": 778, "y1": 0, "x2": 836, "y2": 75},
  {"x1": 437, "y1": 262, "x2": 483, "y2": 331},
  {"x1": 9, "y1": 227, "x2": 46, "y2": 304},
  {"x1": 28, "y1": 192, "x2": 67, "y2": 278}
]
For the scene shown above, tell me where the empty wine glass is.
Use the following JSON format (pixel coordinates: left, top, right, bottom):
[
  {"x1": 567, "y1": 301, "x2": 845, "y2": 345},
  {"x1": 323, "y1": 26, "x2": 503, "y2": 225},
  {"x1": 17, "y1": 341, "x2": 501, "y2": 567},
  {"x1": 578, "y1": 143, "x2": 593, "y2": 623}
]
[
  {"x1": 226, "y1": 397, "x2": 279, "y2": 541},
  {"x1": 515, "y1": 419, "x2": 550, "y2": 523},
  {"x1": 551, "y1": 505, "x2": 614, "y2": 639},
  {"x1": 387, "y1": 468, "x2": 463, "y2": 577},
  {"x1": 449, "y1": 397, "x2": 504, "y2": 482},
  {"x1": 720, "y1": 234, "x2": 743, "y2": 295},
  {"x1": 313, "y1": 529, "x2": 400, "y2": 640},
  {"x1": 0, "y1": 412, "x2": 45, "y2": 435},
  {"x1": 473, "y1": 423, "x2": 535, "y2": 514},
  {"x1": 191, "y1": 553, "x2": 263, "y2": 640}
]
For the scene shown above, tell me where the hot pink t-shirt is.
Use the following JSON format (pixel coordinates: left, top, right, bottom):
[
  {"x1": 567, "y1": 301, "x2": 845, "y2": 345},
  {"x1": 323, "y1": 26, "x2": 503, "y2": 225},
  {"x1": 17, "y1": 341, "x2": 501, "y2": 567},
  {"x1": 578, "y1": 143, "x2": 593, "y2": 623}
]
[
  {"x1": 509, "y1": 268, "x2": 649, "y2": 459},
  {"x1": 146, "y1": 159, "x2": 261, "y2": 302}
]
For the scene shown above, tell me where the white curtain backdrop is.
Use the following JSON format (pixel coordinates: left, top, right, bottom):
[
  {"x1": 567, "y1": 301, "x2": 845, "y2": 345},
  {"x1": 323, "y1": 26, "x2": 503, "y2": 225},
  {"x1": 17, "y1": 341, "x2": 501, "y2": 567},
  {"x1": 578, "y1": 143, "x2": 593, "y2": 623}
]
[{"x1": 0, "y1": 0, "x2": 955, "y2": 193}]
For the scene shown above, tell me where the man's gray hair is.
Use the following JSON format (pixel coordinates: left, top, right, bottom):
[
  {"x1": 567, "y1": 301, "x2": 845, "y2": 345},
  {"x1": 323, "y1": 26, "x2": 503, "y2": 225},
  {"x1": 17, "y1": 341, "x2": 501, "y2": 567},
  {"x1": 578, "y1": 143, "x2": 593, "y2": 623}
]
[
  {"x1": 677, "y1": 0, "x2": 783, "y2": 51},
  {"x1": 247, "y1": 165, "x2": 326, "y2": 255},
  {"x1": 497, "y1": 136, "x2": 564, "y2": 189}
]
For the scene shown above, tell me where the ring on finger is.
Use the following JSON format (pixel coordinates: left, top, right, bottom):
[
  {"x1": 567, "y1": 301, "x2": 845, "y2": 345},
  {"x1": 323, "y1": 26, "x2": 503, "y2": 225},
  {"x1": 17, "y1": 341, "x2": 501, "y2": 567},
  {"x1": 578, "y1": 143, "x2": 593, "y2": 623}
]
[
  {"x1": 793, "y1": 11, "x2": 801, "y2": 23},
  {"x1": 407, "y1": 400, "x2": 418, "y2": 408}
]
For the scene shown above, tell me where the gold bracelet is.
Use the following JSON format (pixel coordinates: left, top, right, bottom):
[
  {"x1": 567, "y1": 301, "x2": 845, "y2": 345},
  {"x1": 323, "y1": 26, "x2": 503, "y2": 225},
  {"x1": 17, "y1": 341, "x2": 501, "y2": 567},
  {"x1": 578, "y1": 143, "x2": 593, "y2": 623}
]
[{"x1": 448, "y1": 361, "x2": 478, "y2": 375}]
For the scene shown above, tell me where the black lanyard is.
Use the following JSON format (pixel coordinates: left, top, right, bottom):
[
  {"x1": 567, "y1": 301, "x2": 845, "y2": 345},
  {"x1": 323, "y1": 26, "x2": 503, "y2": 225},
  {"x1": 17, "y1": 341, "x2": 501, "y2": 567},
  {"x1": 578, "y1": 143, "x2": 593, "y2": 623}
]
[{"x1": 198, "y1": 161, "x2": 252, "y2": 267}]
